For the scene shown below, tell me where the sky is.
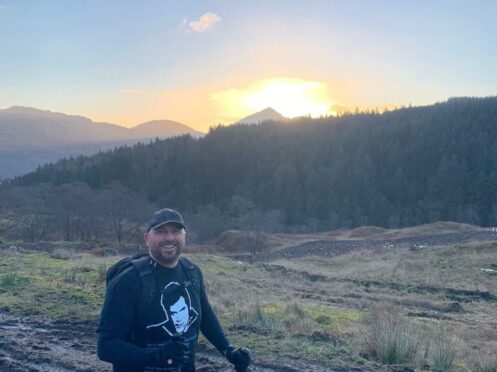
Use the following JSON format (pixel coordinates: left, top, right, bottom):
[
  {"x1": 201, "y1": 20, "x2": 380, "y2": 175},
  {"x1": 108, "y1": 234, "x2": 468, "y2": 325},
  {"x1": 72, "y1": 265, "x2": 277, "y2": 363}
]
[{"x1": 1, "y1": 0, "x2": 496, "y2": 132}]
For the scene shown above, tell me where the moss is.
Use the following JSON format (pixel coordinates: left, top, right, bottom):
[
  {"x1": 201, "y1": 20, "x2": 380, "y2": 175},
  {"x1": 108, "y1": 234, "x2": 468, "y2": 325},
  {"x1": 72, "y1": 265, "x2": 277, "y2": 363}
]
[
  {"x1": 263, "y1": 302, "x2": 284, "y2": 315},
  {"x1": 307, "y1": 306, "x2": 362, "y2": 331}
]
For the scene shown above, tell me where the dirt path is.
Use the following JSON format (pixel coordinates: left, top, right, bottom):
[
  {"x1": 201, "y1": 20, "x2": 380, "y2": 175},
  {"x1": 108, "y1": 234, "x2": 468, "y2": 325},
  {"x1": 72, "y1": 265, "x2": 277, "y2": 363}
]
[
  {"x1": 235, "y1": 231, "x2": 497, "y2": 262},
  {"x1": 0, "y1": 312, "x2": 377, "y2": 372}
]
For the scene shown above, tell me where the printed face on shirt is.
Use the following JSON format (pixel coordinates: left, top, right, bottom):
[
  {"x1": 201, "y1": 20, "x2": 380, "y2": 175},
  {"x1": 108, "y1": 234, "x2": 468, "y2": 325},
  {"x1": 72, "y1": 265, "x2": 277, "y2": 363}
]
[
  {"x1": 144, "y1": 223, "x2": 186, "y2": 268},
  {"x1": 146, "y1": 282, "x2": 199, "y2": 336},
  {"x1": 169, "y1": 296, "x2": 189, "y2": 333}
]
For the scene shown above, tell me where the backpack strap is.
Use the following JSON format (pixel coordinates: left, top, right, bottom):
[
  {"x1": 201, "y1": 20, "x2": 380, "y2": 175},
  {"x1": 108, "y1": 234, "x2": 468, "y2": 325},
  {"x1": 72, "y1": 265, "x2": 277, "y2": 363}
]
[
  {"x1": 131, "y1": 255, "x2": 157, "y2": 315},
  {"x1": 179, "y1": 256, "x2": 202, "y2": 289},
  {"x1": 106, "y1": 251, "x2": 149, "y2": 287},
  {"x1": 178, "y1": 256, "x2": 203, "y2": 321},
  {"x1": 130, "y1": 255, "x2": 201, "y2": 314}
]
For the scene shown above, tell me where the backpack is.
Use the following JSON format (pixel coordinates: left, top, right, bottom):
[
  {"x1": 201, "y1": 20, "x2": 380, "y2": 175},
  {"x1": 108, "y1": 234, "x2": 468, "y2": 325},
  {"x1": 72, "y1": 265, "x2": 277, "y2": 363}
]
[{"x1": 106, "y1": 251, "x2": 202, "y2": 315}]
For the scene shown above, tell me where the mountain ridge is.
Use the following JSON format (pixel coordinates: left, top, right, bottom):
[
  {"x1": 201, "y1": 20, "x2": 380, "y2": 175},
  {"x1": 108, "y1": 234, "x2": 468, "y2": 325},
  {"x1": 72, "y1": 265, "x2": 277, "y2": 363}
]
[
  {"x1": 11, "y1": 96, "x2": 497, "y2": 229},
  {"x1": 0, "y1": 106, "x2": 205, "y2": 178}
]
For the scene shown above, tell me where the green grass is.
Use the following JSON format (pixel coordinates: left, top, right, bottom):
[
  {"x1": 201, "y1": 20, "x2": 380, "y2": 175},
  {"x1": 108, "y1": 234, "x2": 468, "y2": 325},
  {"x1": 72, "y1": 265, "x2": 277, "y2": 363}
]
[
  {"x1": 0, "y1": 250, "x2": 117, "y2": 320},
  {"x1": 2, "y1": 242, "x2": 495, "y2": 370},
  {"x1": 0, "y1": 249, "x2": 372, "y2": 368}
]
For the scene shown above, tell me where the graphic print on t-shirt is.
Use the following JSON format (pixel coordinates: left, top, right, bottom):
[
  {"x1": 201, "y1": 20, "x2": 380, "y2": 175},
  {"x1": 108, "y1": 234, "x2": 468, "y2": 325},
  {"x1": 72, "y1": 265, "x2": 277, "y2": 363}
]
[{"x1": 146, "y1": 281, "x2": 199, "y2": 336}]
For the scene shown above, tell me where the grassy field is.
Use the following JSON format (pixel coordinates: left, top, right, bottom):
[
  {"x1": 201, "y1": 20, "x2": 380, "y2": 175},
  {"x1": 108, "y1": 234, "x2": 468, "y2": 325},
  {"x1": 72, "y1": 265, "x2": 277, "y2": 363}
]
[
  {"x1": 272, "y1": 242, "x2": 497, "y2": 371},
  {"x1": 1, "y1": 239, "x2": 497, "y2": 370}
]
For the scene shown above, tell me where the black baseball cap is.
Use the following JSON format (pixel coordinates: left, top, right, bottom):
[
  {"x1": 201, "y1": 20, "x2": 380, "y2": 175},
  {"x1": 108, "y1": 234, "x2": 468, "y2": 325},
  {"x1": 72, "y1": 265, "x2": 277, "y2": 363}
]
[{"x1": 147, "y1": 208, "x2": 186, "y2": 232}]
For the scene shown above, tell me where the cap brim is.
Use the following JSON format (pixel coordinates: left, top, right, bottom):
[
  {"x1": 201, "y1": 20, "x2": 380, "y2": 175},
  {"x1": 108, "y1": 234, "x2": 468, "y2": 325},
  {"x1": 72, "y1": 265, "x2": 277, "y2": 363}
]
[{"x1": 150, "y1": 220, "x2": 186, "y2": 231}]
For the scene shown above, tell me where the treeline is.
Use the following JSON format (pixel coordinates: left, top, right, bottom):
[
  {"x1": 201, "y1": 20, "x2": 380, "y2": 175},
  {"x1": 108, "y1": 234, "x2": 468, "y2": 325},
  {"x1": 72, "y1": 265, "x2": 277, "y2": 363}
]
[
  {"x1": 5, "y1": 97, "x2": 497, "y2": 235},
  {"x1": 0, "y1": 182, "x2": 154, "y2": 243},
  {"x1": 0, "y1": 182, "x2": 284, "y2": 243}
]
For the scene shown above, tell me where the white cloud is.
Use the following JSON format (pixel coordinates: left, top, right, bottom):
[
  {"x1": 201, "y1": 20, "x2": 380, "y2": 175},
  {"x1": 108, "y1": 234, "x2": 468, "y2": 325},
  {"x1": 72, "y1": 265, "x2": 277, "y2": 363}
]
[{"x1": 187, "y1": 12, "x2": 221, "y2": 33}]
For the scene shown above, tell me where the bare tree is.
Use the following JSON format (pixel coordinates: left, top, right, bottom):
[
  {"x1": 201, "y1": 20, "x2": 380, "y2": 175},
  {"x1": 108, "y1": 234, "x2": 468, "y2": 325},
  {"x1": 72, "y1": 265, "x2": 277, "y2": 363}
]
[{"x1": 96, "y1": 181, "x2": 150, "y2": 242}]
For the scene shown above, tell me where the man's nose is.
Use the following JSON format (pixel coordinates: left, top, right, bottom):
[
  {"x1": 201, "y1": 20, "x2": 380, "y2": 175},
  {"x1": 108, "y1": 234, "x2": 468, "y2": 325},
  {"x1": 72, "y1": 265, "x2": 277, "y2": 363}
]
[{"x1": 163, "y1": 232, "x2": 176, "y2": 240}]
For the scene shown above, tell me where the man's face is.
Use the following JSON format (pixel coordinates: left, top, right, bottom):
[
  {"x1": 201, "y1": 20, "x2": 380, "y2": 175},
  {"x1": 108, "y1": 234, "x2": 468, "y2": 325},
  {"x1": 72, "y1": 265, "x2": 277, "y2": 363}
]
[
  {"x1": 169, "y1": 296, "x2": 189, "y2": 333},
  {"x1": 144, "y1": 223, "x2": 186, "y2": 267}
]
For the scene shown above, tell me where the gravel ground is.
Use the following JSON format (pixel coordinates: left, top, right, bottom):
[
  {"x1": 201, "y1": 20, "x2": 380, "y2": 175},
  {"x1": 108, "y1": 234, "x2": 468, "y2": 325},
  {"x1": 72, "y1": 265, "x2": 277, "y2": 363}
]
[{"x1": 236, "y1": 231, "x2": 497, "y2": 261}]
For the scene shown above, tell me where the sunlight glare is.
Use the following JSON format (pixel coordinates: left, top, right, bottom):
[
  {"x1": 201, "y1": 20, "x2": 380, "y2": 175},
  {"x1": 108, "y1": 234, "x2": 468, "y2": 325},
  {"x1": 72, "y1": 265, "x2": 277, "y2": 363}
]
[
  {"x1": 210, "y1": 78, "x2": 336, "y2": 123},
  {"x1": 243, "y1": 79, "x2": 334, "y2": 118}
]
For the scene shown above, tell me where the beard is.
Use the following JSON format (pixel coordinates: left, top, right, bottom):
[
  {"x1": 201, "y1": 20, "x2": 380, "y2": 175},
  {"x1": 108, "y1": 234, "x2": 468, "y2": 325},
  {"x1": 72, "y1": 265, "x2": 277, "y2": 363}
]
[{"x1": 149, "y1": 243, "x2": 182, "y2": 267}]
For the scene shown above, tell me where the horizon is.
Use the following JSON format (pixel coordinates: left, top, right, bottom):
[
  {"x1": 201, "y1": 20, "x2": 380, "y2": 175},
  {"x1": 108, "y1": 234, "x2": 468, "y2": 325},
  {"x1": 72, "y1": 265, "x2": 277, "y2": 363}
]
[
  {"x1": 4, "y1": 95, "x2": 494, "y2": 132},
  {"x1": 1, "y1": 1, "x2": 496, "y2": 131}
]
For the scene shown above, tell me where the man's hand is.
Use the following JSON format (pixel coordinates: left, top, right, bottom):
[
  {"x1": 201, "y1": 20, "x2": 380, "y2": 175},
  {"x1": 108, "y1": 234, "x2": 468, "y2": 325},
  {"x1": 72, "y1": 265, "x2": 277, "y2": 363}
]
[
  {"x1": 155, "y1": 337, "x2": 191, "y2": 367},
  {"x1": 225, "y1": 345, "x2": 251, "y2": 371}
]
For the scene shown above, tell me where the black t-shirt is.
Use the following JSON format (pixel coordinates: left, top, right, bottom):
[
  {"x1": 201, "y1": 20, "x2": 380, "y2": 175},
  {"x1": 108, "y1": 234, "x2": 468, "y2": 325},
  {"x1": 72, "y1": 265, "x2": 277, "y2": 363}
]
[{"x1": 97, "y1": 257, "x2": 229, "y2": 372}]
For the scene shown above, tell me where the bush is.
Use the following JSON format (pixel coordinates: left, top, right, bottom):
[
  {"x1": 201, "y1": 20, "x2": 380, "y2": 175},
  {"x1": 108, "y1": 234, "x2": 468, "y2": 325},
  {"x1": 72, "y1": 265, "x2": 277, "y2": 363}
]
[
  {"x1": 365, "y1": 305, "x2": 423, "y2": 365},
  {"x1": 282, "y1": 301, "x2": 315, "y2": 334},
  {"x1": 430, "y1": 333, "x2": 456, "y2": 371},
  {"x1": 63, "y1": 267, "x2": 91, "y2": 286},
  {"x1": 235, "y1": 299, "x2": 319, "y2": 337},
  {"x1": 235, "y1": 298, "x2": 280, "y2": 332},
  {"x1": 96, "y1": 263, "x2": 108, "y2": 283},
  {"x1": 0, "y1": 273, "x2": 17, "y2": 286},
  {"x1": 50, "y1": 248, "x2": 75, "y2": 260}
]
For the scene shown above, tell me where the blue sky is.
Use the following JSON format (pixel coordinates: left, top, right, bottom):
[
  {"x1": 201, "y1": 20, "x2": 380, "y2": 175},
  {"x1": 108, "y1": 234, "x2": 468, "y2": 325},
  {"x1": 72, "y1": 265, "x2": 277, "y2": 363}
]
[{"x1": 1, "y1": 0, "x2": 496, "y2": 130}]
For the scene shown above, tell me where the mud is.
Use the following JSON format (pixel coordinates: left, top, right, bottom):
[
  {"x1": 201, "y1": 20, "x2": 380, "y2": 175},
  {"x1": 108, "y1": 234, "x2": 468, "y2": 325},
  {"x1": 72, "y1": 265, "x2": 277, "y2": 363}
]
[{"x1": 0, "y1": 312, "x2": 376, "y2": 372}]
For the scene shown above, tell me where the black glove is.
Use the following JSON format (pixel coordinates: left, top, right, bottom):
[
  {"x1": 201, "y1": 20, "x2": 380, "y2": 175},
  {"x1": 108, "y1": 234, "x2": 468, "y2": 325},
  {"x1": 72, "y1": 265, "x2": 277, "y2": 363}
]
[
  {"x1": 154, "y1": 337, "x2": 191, "y2": 367},
  {"x1": 225, "y1": 345, "x2": 251, "y2": 371}
]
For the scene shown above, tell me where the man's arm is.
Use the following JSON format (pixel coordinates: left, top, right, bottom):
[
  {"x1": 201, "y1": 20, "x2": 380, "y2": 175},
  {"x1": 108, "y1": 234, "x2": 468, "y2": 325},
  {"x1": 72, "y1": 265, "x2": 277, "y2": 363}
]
[
  {"x1": 97, "y1": 269, "x2": 157, "y2": 369},
  {"x1": 97, "y1": 336, "x2": 156, "y2": 369}
]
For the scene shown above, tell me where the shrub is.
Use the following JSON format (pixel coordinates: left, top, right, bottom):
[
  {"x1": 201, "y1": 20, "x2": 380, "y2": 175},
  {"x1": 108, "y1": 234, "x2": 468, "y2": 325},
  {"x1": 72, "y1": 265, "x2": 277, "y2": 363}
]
[
  {"x1": 282, "y1": 301, "x2": 315, "y2": 334},
  {"x1": 1, "y1": 273, "x2": 17, "y2": 286},
  {"x1": 96, "y1": 263, "x2": 108, "y2": 283},
  {"x1": 63, "y1": 268, "x2": 90, "y2": 286},
  {"x1": 365, "y1": 305, "x2": 423, "y2": 365},
  {"x1": 50, "y1": 248, "x2": 75, "y2": 260},
  {"x1": 430, "y1": 333, "x2": 456, "y2": 371},
  {"x1": 285, "y1": 301, "x2": 306, "y2": 318},
  {"x1": 235, "y1": 298, "x2": 279, "y2": 332}
]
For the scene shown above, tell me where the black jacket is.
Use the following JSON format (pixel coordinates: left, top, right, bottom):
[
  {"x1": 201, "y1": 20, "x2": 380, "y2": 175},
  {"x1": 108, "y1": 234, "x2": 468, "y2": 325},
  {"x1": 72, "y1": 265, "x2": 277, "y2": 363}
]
[{"x1": 97, "y1": 256, "x2": 230, "y2": 371}]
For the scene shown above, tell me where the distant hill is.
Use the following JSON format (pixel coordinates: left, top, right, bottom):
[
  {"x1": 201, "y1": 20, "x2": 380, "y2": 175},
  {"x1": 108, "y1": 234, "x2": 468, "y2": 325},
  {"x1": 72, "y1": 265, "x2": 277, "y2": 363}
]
[
  {"x1": 235, "y1": 107, "x2": 286, "y2": 124},
  {"x1": 9, "y1": 97, "x2": 497, "y2": 229},
  {"x1": 0, "y1": 106, "x2": 204, "y2": 178},
  {"x1": 129, "y1": 120, "x2": 204, "y2": 138}
]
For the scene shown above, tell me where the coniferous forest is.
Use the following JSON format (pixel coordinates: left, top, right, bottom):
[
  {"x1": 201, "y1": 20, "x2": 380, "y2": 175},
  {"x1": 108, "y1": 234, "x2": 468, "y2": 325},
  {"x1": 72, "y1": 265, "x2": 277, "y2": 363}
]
[{"x1": 3, "y1": 97, "x2": 497, "y2": 241}]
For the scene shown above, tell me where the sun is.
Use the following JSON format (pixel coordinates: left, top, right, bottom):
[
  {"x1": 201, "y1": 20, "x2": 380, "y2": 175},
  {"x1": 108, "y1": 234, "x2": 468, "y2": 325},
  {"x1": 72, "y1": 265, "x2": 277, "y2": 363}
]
[
  {"x1": 243, "y1": 78, "x2": 335, "y2": 118},
  {"x1": 210, "y1": 78, "x2": 337, "y2": 122}
]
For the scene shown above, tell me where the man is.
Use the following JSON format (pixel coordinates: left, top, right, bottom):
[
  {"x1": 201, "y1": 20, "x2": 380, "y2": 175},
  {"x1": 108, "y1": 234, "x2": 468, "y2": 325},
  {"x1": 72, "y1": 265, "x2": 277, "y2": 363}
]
[{"x1": 97, "y1": 208, "x2": 251, "y2": 371}]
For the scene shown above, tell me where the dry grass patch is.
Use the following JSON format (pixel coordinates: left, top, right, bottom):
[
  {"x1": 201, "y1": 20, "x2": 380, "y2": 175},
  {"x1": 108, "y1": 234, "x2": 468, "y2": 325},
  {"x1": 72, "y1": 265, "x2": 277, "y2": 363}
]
[{"x1": 364, "y1": 305, "x2": 425, "y2": 366}]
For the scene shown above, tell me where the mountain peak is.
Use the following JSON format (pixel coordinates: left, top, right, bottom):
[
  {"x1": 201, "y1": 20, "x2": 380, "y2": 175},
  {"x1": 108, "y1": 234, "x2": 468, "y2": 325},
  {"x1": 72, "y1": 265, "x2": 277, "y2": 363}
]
[
  {"x1": 235, "y1": 107, "x2": 286, "y2": 125},
  {"x1": 259, "y1": 107, "x2": 279, "y2": 114}
]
